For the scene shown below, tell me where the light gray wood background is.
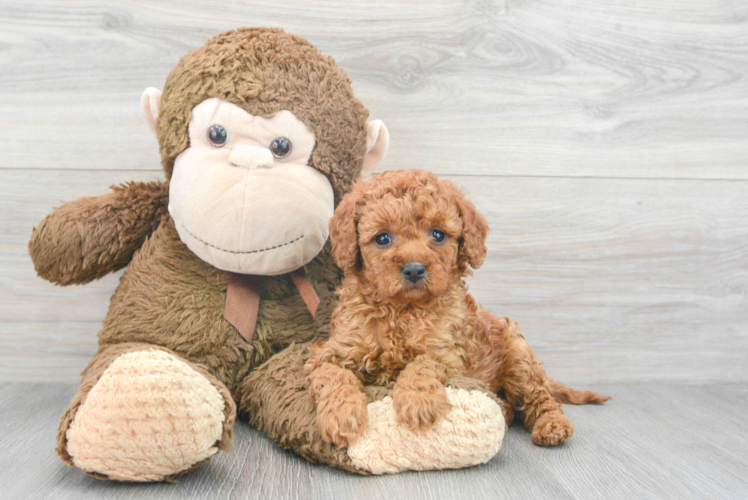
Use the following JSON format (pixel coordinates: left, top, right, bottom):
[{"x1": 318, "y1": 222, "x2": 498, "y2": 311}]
[
  {"x1": 1, "y1": 0, "x2": 746, "y2": 385},
  {"x1": 1, "y1": 1, "x2": 747, "y2": 498}
]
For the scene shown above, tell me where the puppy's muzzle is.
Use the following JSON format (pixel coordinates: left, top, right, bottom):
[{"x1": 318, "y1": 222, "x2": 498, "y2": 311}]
[{"x1": 402, "y1": 262, "x2": 427, "y2": 284}]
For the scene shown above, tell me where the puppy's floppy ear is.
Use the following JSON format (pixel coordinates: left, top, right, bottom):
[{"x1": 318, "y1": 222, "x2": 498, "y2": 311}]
[
  {"x1": 329, "y1": 188, "x2": 362, "y2": 272},
  {"x1": 454, "y1": 189, "x2": 489, "y2": 270}
]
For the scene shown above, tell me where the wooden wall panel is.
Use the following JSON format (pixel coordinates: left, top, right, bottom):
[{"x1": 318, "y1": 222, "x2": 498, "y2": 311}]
[
  {"x1": 2, "y1": 170, "x2": 745, "y2": 383},
  {"x1": 0, "y1": 0, "x2": 746, "y2": 383},
  {"x1": 0, "y1": 1, "x2": 746, "y2": 178}
]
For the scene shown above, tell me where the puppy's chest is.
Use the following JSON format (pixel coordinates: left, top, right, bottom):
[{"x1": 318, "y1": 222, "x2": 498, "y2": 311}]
[{"x1": 362, "y1": 314, "x2": 466, "y2": 383}]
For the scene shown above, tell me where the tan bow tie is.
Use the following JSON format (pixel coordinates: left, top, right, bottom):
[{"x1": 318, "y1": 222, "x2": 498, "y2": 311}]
[{"x1": 223, "y1": 268, "x2": 320, "y2": 343}]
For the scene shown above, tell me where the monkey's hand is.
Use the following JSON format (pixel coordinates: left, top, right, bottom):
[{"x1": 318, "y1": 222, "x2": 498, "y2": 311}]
[{"x1": 29, "y1": 180, "x2": 169, "y2": 285}]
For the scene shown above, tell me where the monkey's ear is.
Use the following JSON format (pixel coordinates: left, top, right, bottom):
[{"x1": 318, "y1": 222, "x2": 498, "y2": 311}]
[
  {"x1": 140, "y1": 87, "x2": 162, "y2": 138},
  {"x1": 329, "y1": 189, "x2": 362, "y2": 273},
  {"x1": 361, "y1": 120, "x2": 389, "y2": 177}
]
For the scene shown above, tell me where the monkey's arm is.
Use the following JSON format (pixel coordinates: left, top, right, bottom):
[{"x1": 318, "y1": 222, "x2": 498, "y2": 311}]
[{"x1": 29, "y1": 180, "x2": 169, "y2": 285}]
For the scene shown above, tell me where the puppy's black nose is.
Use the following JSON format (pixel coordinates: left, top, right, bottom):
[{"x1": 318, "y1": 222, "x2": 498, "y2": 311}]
[{"x1": 402, "y1": 262, "x2": 427, "y2": 283}]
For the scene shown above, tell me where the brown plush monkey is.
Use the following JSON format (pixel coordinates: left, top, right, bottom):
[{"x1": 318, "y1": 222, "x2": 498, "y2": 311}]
[{"x1": 29, "y1": 28, "x2": 506, "y2": 481}]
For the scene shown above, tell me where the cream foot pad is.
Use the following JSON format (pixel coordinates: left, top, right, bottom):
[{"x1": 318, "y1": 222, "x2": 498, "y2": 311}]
[
  {"x1": 347, "y1": 387, "x2": 506, "y2": 474},
  {"x1": 66, "y1": 349, "x2": 226, "y2": 481}
]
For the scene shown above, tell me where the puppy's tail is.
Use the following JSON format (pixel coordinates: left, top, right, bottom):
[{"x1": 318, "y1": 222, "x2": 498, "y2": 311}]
[{"x1": 548, "y1": 378, "x2": 611, "y2": 405}]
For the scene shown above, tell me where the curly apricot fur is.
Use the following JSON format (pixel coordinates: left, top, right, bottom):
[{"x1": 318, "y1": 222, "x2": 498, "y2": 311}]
[{"x1": 306, "y1": 170, "x2": 609, "y2": 448}]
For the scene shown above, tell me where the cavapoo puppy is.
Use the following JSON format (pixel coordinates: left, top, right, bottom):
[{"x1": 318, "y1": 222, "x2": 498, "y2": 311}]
[{"x1": 304, "y1": 169, "x2": 609, "y2": 448}]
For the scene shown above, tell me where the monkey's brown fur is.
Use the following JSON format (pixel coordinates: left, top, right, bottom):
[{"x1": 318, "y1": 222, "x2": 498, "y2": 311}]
[
  {"x1": 305, "y1": 170, "x2": 610, "y2": 448},
  {"x1": 28, "y1": 28, "x2": 376, "y2": 480},
  {"x1": 156, "y1": 28, "x2": 368, "y2": 203}
]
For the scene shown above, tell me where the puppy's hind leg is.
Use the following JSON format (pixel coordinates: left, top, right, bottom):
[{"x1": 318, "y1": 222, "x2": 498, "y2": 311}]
[{"x1": 495, "y1": 318, "x2": 574, "y2": 446}]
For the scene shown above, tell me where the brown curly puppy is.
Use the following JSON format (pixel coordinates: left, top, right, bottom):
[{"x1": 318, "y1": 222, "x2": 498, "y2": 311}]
[{"x1": 304, "y1": 169, "x2": 609, "y2": 449}]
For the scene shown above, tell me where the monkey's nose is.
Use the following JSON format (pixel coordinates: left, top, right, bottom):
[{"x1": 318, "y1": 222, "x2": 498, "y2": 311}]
[
  {"x1": 228, "y1": 145, "x2": 274, "y2": 169},
  {"x1": 402, "y1": 262, "x2": 427, "y2": 283}
]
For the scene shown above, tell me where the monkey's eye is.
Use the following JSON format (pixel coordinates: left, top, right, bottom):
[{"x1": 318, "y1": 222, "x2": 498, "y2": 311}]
[
  {"x1": 374, "y1": 233, "x2": 392, "y2": 247},
  {"x1": 270, "y1": 137, "x2": 292, "y2": 158},
  {"x1": 208, "y1": 125, "x2": 228, "y2": 147},
  {"x1": 430, "y1": 229, "x2": 446, "y2": 244}
]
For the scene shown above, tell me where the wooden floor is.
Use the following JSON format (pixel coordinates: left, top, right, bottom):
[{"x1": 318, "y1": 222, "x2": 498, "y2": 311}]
[{"x1": 2, "y1": 382, "x2": 746, "y2": 499}]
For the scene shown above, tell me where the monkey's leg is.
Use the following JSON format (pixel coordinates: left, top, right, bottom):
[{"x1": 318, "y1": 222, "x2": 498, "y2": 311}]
[
  {"x1": 58, "y1": 343, "x2": 235, "y2": 482},
  {"x1": 445, "y1": 375, "x2": 515, "y2": 428},
  {"x1": 238, "y1": 342, "x2": 364, "y2": 473},
  {"x1": 496, "y1": 318, "x2": 575, "y2": 446},
  {"x1": 239, "y1": 343, "x2": 507, "y2": 475}
]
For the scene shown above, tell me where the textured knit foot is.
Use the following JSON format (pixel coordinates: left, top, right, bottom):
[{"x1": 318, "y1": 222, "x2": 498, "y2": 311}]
[
  {"x1": 347, "y1": 387, "x2": 505, "y2": 474},
  {"x1": 65, "y1": 349, "x2": 228, "y2": 481}
]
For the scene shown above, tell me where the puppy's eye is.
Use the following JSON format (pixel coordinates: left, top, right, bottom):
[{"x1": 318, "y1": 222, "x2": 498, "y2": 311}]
[
  {"x1": 270, "y1": 137, "x2": 292, "y2": 158},
  {"x1": 430, "y1": 229, "x2": 446, "y2": 244},
  {"x1": 374, "y1": 233, "x2": 392, "y2": 247},
  {"x1": 208, "y1": 124, "x2": 228, "y2": 147}
]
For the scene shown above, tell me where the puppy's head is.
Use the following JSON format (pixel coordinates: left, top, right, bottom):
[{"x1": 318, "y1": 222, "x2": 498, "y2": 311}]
[{"x1": 329, "y1": 169, "x2": 489, "y2": 304}]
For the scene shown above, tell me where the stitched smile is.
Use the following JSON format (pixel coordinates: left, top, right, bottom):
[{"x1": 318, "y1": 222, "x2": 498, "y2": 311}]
[{"x1": 182, "y1": 225, "x2": 304, "y2": 255}]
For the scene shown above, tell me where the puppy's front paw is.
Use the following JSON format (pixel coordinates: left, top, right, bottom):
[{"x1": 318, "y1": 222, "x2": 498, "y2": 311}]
[
  {"x1": 392, "y1": 382, "x2": 451, "y2": 431},
  {"x1": 531, "y1": 410, "x2": 574, "y2": 446},
  {"x1": 317, "y1": 392, "x2": 368, "y2": 448}
]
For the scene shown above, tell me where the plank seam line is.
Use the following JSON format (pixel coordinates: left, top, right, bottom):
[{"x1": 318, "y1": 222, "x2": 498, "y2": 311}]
[{"x1": 2, "y1": 167, "x2": 747, "y2": 183}]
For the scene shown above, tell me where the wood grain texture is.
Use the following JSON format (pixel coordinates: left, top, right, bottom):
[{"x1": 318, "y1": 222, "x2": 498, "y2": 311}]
[
  {"x1": 0, "y1": 2, "x2": 747, "y2": 385},
  {"x1": 2, "y1": 169, "x2": 745, "y2": 384},
  {"x1": 0, "y1": 0, "x2": 746, "y2": 179},
  {"x1": 2, "y1": 1, "x2": 746, "y2": 497},
  {"x1": 2, "y1": 383, "x2": 747, "y2": 499}
]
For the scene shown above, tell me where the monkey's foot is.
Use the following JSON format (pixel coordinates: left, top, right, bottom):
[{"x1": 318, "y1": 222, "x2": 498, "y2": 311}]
[
  {"x1": 64, "y1": 349, "x2": 230, "y2": 481},
  {"x1": 347, "y1": 387, "x2": 505, "y2": 474}
]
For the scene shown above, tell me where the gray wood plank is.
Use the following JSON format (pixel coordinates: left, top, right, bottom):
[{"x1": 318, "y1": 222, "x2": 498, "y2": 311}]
[
  {"x1": 465, "y1": 175, "x2": 748, "y2": 385},
  {"x1": 0, "y1": 383, "x2": 315, "y2": 500},
  {"x1": 2, "y1": 383, "x2": 747, "y2": 499},
  {"x1": 548, "y1": 384, "x2": 748, "y2": 499},
  {"x1": 0, "y1": 169, "x2": 162, "y2": 382},
  {"x1": 0, "y1": 0, "x2": 746, "y2": 179},
  {"x1": 2, "y1": 169, "x2": 745, "y2": 384}
]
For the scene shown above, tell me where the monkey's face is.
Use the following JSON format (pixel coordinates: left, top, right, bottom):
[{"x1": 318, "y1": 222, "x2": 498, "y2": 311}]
[
  {"x1": 168, "y1": 98, "x2": 334, "y2": 275},
  {"x1": 144, "y1": 29, "x2": 390, "y2": 275}
]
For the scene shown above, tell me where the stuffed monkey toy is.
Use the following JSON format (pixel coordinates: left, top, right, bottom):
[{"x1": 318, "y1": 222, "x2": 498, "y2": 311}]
[{"x1": 29, "y1": 28, "x2": 506, "y2": 481}]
